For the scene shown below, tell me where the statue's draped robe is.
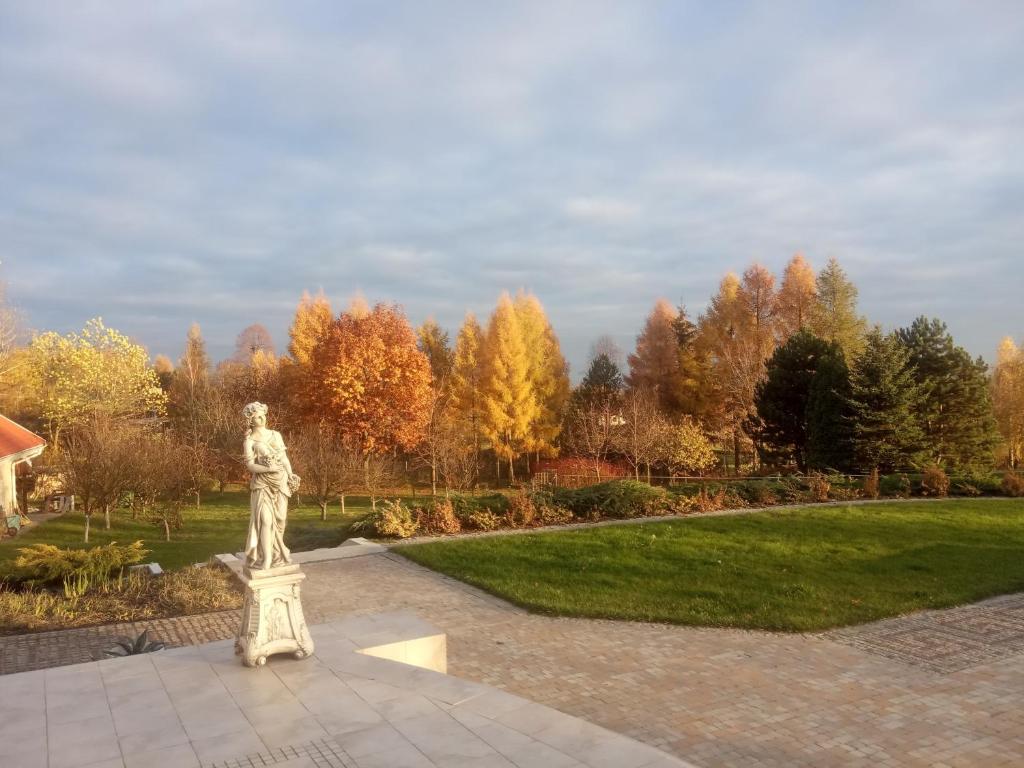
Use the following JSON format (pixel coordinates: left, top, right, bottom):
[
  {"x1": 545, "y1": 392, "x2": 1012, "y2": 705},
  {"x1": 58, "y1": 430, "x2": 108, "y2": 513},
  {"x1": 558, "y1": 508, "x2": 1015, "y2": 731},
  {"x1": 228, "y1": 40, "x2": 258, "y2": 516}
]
[{"x1": 244, "y1": 430, "x2": 292, "y2": 568}]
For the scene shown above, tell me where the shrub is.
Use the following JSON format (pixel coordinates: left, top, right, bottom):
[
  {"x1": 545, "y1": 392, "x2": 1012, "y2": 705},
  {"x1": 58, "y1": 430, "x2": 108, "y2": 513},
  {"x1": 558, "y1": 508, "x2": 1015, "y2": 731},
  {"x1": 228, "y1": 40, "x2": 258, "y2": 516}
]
[
  {"x1": 862, "y1": 468, "x2": 880, "y2": 500},
  {"x1": 921, "y1": 465, "x2": 950, "y2": 497},
  {"x1": 951, "y1": 471, "x2": 1001, "y2": 496},
  {"x1": 3, "y1": 541, "x2": 148, "y2": 590},
  {"x1": 449, "y1": 493, "x2": 510, "y2": 522},
  {"x1": 362, "y1": 499, "x2": 417, "y2": 538},
  {"x1": 466, "y1": 509, "x2": 502, "y2": 531},
  {"x1": 1001, "y1": 472, "x2": 1024, "y2": 497},
  {"x1": 505, "y1": 492, "x2": 537, "y2": 528},
  {"x1": 536, "y1": 502, "x2": 573, "y2": 526},
  {"x1": 557, "y1": 480, "x2": 668, "y2": 520},
  {"x1": 880, "y1": 473, "x2": 912, "y2": 498},
  {"x1": 415, "y1": 498, "x2": 461, "y2": 535},
  {"x1": 807, "y1": 473, "x2": 831, "y2": 503}
]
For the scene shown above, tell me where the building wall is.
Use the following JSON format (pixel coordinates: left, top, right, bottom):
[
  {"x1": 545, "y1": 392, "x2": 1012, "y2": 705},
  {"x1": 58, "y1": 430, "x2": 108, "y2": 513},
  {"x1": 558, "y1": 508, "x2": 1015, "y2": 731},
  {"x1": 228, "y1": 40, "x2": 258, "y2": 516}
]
[{"x1": 0, "y1": 457, "x2": 14, "y2": 514}]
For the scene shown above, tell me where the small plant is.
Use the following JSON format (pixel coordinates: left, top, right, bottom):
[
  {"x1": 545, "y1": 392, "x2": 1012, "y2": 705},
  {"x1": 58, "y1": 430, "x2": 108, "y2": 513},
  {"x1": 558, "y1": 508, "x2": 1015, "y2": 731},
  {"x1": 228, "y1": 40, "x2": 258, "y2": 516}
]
[
  {"x1": 863, "y1": 468, "x2": 880, "y2": 500},
  {"x1": 536, "y1": 502, "x2": 573, "y2": 526},
  {"x1": 466, "y1": 508, "x2": 502, "y2": 531},
  {"x1": 807, "y1": 473, "x2": 831, "y2": 503},
  {"x1": 3, "y1": 541, "x2": 148, "y2": 589},
  {"x1": 102, "y1": 629, "x2": 167, "y2": 657},
  {"x1": 921, "y1": 465, "x2": 950, "y2": 497},
  {"x1": 357, "y1": 499, "x2": 418, "y2": 538},
  {"x1": 415, "y1": 498, "x2": 461, "y2": 535},
  {"x1": 1001, "y1": 471, "x2": 1024, "y2": 498},
  {"x1": 505, "y1": 492, "x2": 537, "y2": 528},
  {"x1": 880, "y1": 473, "x2": 912, "y2": 498}
]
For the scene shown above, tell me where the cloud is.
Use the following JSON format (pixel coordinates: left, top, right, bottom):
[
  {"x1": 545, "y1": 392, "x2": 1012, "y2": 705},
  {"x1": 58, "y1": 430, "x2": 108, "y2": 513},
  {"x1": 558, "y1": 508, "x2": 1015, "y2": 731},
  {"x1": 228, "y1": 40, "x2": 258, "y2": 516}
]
[{"x1": 564, "y1": 197, "x2": 640, "y2": 224}]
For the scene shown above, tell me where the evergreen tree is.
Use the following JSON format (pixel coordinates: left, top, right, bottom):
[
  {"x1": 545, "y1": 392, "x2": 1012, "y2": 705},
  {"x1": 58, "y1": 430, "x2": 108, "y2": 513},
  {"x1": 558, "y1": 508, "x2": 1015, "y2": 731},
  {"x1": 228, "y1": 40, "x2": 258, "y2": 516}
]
[
  {"x1": 896, "y1": 317, "x2": 998, "y2": 469},
  {"x1": 750, "y1": 330, "x2": 832, "y2": 471},
  {"x1": 847, "y1": 329, "x2": 924, "y2": 472},
  {"x1": 578, "y1": 353, "x2": 623, "y2": 399},
  {"x1": 805, "y1": 347, "x2": 853, "y2": 471},
  {"x1": 810, "y1": 257, "x2": 866, "y2": 361}
]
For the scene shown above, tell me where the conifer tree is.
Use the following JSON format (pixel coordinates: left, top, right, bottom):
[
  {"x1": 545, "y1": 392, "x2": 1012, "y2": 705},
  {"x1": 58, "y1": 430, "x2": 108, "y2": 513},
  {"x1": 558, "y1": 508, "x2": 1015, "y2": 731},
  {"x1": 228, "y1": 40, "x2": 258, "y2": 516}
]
[
  {"x1": 480, "y1": 294, "x2": 537, "y2": 481},
  {"x1": 896, "y1": 317, "x2": 998, "y2": 469},
  {"x1": 805, "y1": 347, "x2": 853, "y2": 471},
  {"x1": 776, "y1": 253, "x2": 817, "y2": 341},
  {"x1": 578, "y1": 353, "x2": 623, "y2": 401},
  {"x1": 451, "y1": 313, "x2": 485, "y2": 459},
  {"x1": 847, "y1": 328, "x2": 924, "y2": 472},
  {"x1": 627, "y1": 299, "x2": 682, "y2": 413},
  {"x1": 993, "y1": 337, "x2": 1024, "y2": 467},
  {"x1": 810, "y1": 257, "x2": 866, "y2": 361},
  {"x1": 513, "y1": 292, "x2": 570, "y2": 461},
  {"x1": 417, "y1": 318, "x2": 454, "y2": 385}
]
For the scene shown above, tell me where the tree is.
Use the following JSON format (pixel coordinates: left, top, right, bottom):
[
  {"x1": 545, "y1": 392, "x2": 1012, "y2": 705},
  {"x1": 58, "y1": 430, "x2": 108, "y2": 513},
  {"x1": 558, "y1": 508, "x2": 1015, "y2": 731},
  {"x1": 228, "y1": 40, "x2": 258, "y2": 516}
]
[
  {"x1": 450, "y1": 313, "x2": 485, "y2": 473},
  {"x1": 29, "y1": 318, "x2": 167, "y2": 442},
  {"x1": 672, "y1": 305, "x2": 715, "y2": 419},
  {"x1": 847, "y1": 329, "x2": 924, "y2": 472},
  {"x1": 125, "y1": 432, "x2": 194, "y2": 541},
  {"x1": 417, "y1": 318, "x2": 454, "y2": 385},
  {"x1": 287, "y1": 291, "x2": 332, "y2": 368},
  {"x1": 589, "y1": 335, "x2": 622, "y2": 366},
  {"x1": 233, "y1": 323, "x2": 275, "y2": 363},
  {"x1": 896, "y1": 317, "x2": 998, "y2": 469},
  {"x1": 59, "y1": 416, "x2": 136, "y2": 542},
  {"x1": 805, "y1": 349, "x2": 853, "y2": 471},
  {"x1": 775, "y1": 253, "x2": 816, "y2": 341},
  {"x1": 168, "y1": 323, "x2": 213, "y2": 506},
  {"x1": 993, "y1": 337, "x2": 1024, "y2": 467},
  {"x1": 810, "y1": 257, "x2": 866, "y2": 361},
  {"x1": 480, "y1": 294, "x2": 536, "y2": 482},
  {"x1": 305, "y1": 301, "x2": 432, "y2": 456},
  {"x1": 289, "y1": 422, "x2": 362, "y2": 520},
  {"x1": 0, "y1": 277, "x2": 23, "y2": 381},
  {"x1": 153, "y1": 355, "x2": 174, "y2": 391},
  {"x1": 514, "y1": 292, "x2": 570, "y2": 461},
  {"x1": 613, "y1": 387, "x2": 670, "y2": 481},
  {"x1": 627, "y1": 299, "x2": 682, "y2": 413},
  {"x1": 664, "y1": 417, "x2": 718, "y2": 477},
  {"x1": 578, "y1": 353, "x2": 623, "y2": 402},
  {"x1": 750, "y1": 330, "x2": 835, "y2": 471}
]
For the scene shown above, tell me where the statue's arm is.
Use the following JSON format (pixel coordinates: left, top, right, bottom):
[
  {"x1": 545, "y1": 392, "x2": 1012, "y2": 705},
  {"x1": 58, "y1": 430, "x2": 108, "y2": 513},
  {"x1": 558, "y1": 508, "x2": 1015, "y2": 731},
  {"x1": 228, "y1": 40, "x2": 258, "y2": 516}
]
[{"x1": 244, "y1": 437, "x2": 273, "y2": 474}]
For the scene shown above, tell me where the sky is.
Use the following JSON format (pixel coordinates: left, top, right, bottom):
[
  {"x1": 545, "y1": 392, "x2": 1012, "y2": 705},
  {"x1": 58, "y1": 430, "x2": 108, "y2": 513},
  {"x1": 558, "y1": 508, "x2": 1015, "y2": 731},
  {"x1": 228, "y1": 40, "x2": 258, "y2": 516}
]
[{"x1": 1, "y1": 1, "x2": 1022, "y2": 377}]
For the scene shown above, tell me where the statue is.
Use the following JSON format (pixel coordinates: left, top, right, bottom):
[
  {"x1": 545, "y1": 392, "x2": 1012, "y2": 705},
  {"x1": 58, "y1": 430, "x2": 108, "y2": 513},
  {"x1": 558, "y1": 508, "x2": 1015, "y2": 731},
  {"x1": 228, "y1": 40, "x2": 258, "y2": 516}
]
[
  {"x1": 235, "y1": 402, "x2": 314, "y2": 666},
  {"x1": 242, "y1": 401, "x2": 300, "y2": 570}
]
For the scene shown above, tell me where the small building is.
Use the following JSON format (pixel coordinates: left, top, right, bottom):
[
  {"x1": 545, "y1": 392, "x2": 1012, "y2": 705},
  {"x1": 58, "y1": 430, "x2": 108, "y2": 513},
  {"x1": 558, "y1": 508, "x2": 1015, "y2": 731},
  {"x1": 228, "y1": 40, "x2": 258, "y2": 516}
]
[{"x1": 0, "y1": 414, "x2": 46, "y2": 517}]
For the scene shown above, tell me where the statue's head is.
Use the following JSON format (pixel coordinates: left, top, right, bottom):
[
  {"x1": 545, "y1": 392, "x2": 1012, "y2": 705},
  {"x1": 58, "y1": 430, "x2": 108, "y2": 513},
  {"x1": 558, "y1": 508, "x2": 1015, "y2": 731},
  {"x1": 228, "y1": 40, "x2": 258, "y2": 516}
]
[{"x1": 243, "y1": 401, "x2": 268, "y2": 428}]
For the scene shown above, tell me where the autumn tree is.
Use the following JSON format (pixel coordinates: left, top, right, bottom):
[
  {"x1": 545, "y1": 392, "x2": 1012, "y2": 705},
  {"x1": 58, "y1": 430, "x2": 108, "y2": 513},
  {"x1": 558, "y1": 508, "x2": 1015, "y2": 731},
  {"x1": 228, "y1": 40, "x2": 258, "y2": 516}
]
[
  {"x1": 664, "y1": 417, "x2": 718, "y2": 477},
  {"x1": 613, "y1": 387, "x2": 670, "y2": 481},
  {"x1": 896, "y1": 317, "x2": 998, "y2": 469},
  {"x1": 514, "y1": 292, "x2": 570, "y2": 462},
  {"x1": 847, "y1": 329, "x2": 925, "y2": 472},
  {"x1": 233, "y1": 323, "x2": 275, "y2": 364},
  {"x1": 305, "y1": 301, "x2": 432, "y2": 488},
  {"x1": 29, "y1": 318, "x2": 167, "y2": 443},
  {"x1": 289, "y1": 422, "x2": 362, "y2": 520},
  {"x1": 281, "y1": 291, "x2": 333, "y2": 418},
  {"x1": 775, "y1": 253, "x2": 817, "y2": 341},
  {"x1": 168, "y1": 323, "x2": 213, "y2": 505},
  {"x1": 0, "y1": 277, "x2": 23, "y2": 381},
  {"x1": 993, "y1": 337, "x2": 1024, "y2": 467},
  {"x1": 125, "y1": 433, "x2": 194, "y2": 541},
  {"x1": 480, "y1": 294, "x2": 536, "y2": 482},
  {"x1": 417, "y1": 318, "x2": 454, "y2": 385},
  {"x1": 450, "y1": 313, "x2": 485, "y2": 475},
  {"x1": 59, "y1": 416, "x2": 136, "y2": 541},
  {"x1": 153, "y1": 355, "x2": 174, "y2": 391},
  {"x1": 627, "y1": 299, "x2": 681, "y2": 413},
  {"x1": 809, "y1": 257, "x2": 866, "y2": 361}
]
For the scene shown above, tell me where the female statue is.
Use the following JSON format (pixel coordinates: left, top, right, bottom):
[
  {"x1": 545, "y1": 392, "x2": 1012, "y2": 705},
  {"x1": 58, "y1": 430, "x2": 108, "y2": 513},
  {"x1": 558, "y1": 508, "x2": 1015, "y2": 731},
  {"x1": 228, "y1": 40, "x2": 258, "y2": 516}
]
[{"x1": 242, "y1": 402, "x2": 300, "y2": 570}]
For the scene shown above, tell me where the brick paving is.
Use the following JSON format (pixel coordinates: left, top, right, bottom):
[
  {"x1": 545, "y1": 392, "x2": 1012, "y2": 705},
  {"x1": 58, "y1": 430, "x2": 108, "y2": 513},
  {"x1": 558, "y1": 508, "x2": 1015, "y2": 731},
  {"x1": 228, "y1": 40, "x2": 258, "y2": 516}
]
[{"x1": 3, "y1": 552, "x2": 1024, "y2": 766}]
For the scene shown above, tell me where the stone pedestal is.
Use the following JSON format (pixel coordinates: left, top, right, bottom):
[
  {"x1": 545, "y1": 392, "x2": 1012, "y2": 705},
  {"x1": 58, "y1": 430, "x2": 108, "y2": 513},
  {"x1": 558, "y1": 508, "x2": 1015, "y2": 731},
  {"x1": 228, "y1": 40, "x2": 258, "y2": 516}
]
[{"x1": 235, "y1": 563, "x2": 314, "y2": 667}]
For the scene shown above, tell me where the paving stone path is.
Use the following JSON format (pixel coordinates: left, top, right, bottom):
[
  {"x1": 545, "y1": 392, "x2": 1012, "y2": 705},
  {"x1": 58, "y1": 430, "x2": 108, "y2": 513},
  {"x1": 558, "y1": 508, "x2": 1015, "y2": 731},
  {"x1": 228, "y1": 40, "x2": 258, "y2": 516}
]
[{"x1": 3, "y1": 551, "x2": 1024, "y2": 766}]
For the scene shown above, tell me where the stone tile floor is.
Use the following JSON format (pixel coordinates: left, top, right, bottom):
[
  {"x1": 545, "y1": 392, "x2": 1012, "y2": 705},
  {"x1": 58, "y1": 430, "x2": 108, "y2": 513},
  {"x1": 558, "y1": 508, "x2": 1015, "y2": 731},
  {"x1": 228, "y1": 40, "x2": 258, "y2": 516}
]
[
  {"x1": 4, "y1": 548, "x2": 1024, "y2": 766},
  {"x1": 0, "y1": 612, "x2": 690, "y2": 768}
]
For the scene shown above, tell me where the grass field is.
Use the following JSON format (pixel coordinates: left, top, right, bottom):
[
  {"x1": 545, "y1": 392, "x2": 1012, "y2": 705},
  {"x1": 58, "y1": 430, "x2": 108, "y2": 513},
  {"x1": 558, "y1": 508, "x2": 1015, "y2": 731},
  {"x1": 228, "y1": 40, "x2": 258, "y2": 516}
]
[
  {"x1": 397, "y1": 499, "x2": 1024, "y2": 631},
  {"x1": 0, "y1": 491, "x2": 373, "y2": 571}
]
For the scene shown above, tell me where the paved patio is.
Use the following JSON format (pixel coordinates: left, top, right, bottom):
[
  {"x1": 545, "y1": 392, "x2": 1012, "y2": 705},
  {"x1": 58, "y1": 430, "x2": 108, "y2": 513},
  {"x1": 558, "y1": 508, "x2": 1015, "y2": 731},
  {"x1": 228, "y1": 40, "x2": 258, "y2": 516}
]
[{"x1": 3, "y1": 546, "x2": 1024, "y2": 766}]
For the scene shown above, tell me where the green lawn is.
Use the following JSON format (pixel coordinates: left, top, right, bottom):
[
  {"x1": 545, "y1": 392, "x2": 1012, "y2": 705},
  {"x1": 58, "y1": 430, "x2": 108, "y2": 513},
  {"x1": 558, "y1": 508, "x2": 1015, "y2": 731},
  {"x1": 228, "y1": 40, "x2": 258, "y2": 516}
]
[
  {"x1": 397, "y1": 500, "x2": 1024, "y2": 631},
  {"x1": 0, "y1": 491, "x2": 372, "y2": 571}
]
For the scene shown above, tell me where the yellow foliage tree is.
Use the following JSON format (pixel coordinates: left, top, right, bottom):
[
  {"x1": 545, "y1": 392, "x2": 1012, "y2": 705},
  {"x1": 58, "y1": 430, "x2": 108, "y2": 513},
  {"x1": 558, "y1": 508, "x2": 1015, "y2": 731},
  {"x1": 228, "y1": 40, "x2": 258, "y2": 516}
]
[
  {"x1": 480, "y1": 293, "x2": 537, "y2": 481},
  {"x1": 513, "y1": 291, "x2": 569, "y2": 461},
  {"x1": 776, "y1": 253, "x2": 817, "y2": 341},
  {"x1": 993, "y1": 336, "x2": 1024, "y2": 467},
  {"x1": 29, "y1": 318, "x2": 167, "y2": 442},
  {"x1": 450, "y1": 312, "x2": 485, "y2": 468}
]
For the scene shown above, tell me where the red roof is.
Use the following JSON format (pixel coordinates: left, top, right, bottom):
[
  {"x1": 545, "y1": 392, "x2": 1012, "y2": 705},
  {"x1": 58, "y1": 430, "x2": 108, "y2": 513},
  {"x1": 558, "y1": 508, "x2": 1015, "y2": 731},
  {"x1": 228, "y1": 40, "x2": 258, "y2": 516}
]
[{"x1": 0, "y1": 415, "x2": 46, "y2": 460}]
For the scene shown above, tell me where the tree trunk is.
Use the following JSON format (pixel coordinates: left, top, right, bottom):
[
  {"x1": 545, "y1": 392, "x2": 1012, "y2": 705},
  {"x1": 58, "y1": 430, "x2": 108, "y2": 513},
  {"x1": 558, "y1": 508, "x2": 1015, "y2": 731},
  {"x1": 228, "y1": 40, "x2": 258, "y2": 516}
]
[
  {"x1": 733, "y1": 430, "x2": 740, "y2": 476},
  {"x1": 509, "y1": 457, "x2": 515, "y2": 483},
  {"x1": 84, "y1": 513, "x2": 90, "y2": 543},
  {"x1": 195, "y1": 489, "x2": 201, "y2": 509},
  {"x1": 495, "y1": 455, "x2": 500, "y2": 486},
  {"x1": 431, "y1": 463, "x2": 437, "y2": 497},
  {"x1": 319, "y1": 501, "x2": 328, "y2": 522},
  {"x1": 164, "y1": 519, "x2": 171, "y2": 541},
  {"x1": 104, "y1": 504, "x2": 111, "y2": 530},
  {"x1": 339, "y1": 494, "x2": 346, "y2": 516}
]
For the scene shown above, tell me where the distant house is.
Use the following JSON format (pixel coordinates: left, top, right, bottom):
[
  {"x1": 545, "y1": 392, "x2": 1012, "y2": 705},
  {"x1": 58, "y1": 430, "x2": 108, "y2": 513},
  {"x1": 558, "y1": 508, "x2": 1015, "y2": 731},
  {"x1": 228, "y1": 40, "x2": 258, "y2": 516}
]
[{"x1": 0, "y1": 414, "x2": 46, "y2": 516}]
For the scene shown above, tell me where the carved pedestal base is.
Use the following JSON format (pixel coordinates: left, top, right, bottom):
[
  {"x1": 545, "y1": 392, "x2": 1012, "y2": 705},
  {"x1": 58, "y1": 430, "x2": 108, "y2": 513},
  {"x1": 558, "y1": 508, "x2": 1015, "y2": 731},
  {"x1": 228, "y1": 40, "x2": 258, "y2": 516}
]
[{"x1": 235, "y1": 563, "x2": 314, "y2": 667}]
